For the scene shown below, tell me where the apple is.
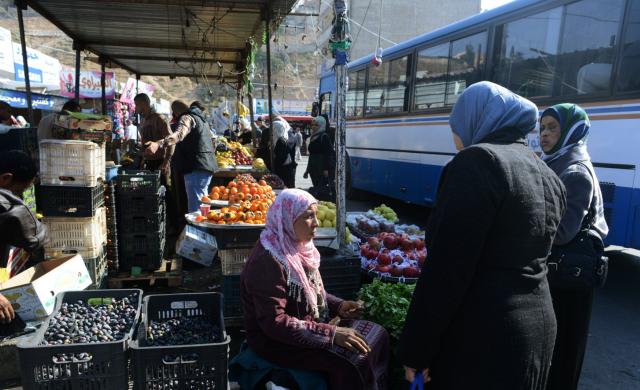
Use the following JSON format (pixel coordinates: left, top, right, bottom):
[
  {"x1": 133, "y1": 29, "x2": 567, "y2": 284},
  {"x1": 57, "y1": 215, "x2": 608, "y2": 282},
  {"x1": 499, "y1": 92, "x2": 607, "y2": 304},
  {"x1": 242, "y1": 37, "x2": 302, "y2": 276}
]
[
  {"x1": 375, "y1": 264, "x2": 392, "y2": 274},
  {"x1": 383, "y1": 235, "x2": 399, "y2": 250},
  {"x1": 414, "y1": 239, "x2": 425, "y2": 250},
  {"x1": 406, "y1": 252, "x2": 417, "y2": 261},
  {"x1": 403, "y1": 266, "x2": 421, "y2": 278},
  {"x1": 367, "y1": 237, "x2": 381, "y2": 251},
  {"x1": 417, "y1": 251, "x2": 427, "y2": 267},
  {"x1": 366, "y1": 248, "x2": 378, "y2": 260},
  {"x1": 390, "y1": 266, "x2": 403, "y2": 277},
  {"x1": 400, "y1": 238, "x2": 414, "y2": 252},
  {"x1": 378, "y1": 252, "x2": 392, "y2": 266},
  {"x1": 393, "y1": 255, "x2": 404, "y2": 264},
  {"x1": 360, "y1": 244, "x2": 369, "y2": 256}
]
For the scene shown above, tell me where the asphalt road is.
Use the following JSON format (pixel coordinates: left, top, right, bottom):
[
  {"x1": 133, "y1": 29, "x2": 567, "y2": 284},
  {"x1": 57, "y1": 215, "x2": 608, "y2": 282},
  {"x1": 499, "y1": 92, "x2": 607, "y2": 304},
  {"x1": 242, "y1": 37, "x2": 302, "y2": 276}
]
[{"x1": 336, "y1": 187, "x2": 640, "y2": 390}]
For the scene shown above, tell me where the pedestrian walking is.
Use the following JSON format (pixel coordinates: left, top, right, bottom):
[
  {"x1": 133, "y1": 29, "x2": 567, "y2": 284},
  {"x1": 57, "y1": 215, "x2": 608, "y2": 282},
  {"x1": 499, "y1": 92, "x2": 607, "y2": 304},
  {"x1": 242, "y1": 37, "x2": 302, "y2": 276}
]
[
  {"x1": 399, "y1": 81, "x2": 566, "y2": 390},
  {"x1": 540, "y1": 103, "x2": 608, "y2": 390}
]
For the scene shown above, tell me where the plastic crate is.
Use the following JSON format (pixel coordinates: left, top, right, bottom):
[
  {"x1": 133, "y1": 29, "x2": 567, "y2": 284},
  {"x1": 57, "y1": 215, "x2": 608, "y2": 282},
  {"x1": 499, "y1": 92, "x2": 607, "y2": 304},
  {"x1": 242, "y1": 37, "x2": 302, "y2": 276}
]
[
  {"x1": 130, "y1": 293, "x2": 229, "y2": 390},
  {"x1": 17, "y1": 289, "x2": 143, "y2": 390},
  {"x1": 39, "y1": 140, "x2": 105, "y2": 187},
  {"x1": 36, "y1": 184, "x2": 105, "y2": 217},
  {"x1": 115, "y1": 170, "x2": 161, "y2": 195},
  {"x1": 85, "y1": 247, "x2": 108, "y2": 289},
  {"x1": 116, "y1": 187, "x2": 165, "y2": 214},
  {"x1": 219, "y1": 248, "x2": 252, "y2": 276},
  {"x1": 117, "y1": 202, "x2": 166, "y2": 234},
  {"x1": 106, "y1": 244, "x2": 119, "y2": 273},
  {"x1": 118, "y1": 229, "x2": 166, "y2": 271},
  {"x1": 319, "y1": 252, "x2": 361, "y2": 301},
  {"x1": 44, "y1": 207, "x2": 107, "y2": 259},
  {"x1": 210, "y1": 226, "x2": 263, "y2": 249},
  {"x1": 222, "y1": 275, "x2": 242, "y2": 318}
]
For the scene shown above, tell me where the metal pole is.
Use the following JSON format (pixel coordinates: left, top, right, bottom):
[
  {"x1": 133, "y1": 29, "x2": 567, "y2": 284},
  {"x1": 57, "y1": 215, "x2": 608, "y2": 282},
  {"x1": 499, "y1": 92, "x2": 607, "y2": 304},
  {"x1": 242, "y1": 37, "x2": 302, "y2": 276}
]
[
  {"x1": 333, "y1": 0, "x2": 350, "y2": 246},
  {"x1": 265, "y1": 8, "x2": 275, "y2": 170},
  {"x1": 100, "y1": 59, "x2": 106, "y2": 115},
  {"x1": 16, "y1": 1, "x2": 33, "y2": 124},
  {"x1": 74, "y1": 42, "x2": 81, "y2": 103}
]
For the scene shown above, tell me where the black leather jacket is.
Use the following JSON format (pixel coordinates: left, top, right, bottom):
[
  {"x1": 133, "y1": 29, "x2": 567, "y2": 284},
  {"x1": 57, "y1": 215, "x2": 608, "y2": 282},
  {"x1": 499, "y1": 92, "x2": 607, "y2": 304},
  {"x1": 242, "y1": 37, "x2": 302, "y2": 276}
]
[{"x1": 0, "y1": 189, "x2": 48, "y2": 266}]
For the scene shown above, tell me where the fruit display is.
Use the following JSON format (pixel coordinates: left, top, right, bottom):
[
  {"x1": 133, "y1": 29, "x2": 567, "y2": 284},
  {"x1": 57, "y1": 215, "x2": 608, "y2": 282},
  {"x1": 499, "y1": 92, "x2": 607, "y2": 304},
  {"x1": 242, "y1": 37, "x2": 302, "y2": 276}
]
[
  {"x1": 359, "y1": 232, "x2": 426, "y2": 280},
  {"x1": 372, "y1": 204, "x2": 399, "y2": 223},
  {"x1": 234, "y1": 173, "x2": 257, "y2": 185},
  {"x1": 195, "y1": 180, "x2": 276, "y2": 225},
  {"x1": 41, "y1": 294, "x2": 139, "y2": 346},
  {"x1": 260, "y1": 174, "x2": 285, "y2": 189},
  {"x1": 216, "y1": 138, "x2": 253, "y2": 167},
  {"x1": 347, "y1": 211, "x2": 424, "y2": 238},
  {"x1": 252, "y1": 158, "x2": 267, "y2": 171},
  {"x1": 202, "y1": 179, "x2": 276, "y2": 204},
  {"x1": 317, "y1": 201, "x2": 337, "y2": 228},
  {"x1": 146, "y1": 317, "x2": 222, "y2": 346}
]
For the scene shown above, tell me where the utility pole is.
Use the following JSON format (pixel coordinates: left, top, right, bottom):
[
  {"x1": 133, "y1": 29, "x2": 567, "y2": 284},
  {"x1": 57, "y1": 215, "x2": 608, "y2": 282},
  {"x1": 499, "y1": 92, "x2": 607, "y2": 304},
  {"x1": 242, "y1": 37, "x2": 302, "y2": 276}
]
[{"x1": 331, "y1": 0, "x2": 351, "y2": 246}]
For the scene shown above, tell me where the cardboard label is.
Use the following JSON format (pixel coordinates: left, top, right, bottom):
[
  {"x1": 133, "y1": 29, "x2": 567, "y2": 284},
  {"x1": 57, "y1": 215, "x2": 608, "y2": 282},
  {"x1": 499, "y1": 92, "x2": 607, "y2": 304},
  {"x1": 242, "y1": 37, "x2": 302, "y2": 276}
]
[{"x1": 176, "y1": 226, "x2": 218, "y2": 267}]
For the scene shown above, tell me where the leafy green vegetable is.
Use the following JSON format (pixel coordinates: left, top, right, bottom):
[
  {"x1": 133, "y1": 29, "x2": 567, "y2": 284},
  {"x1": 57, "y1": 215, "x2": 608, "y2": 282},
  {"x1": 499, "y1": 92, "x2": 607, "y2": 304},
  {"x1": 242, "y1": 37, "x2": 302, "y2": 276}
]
[{"x1": 358, "y1": 280, "x2": 415, "y2": 339}]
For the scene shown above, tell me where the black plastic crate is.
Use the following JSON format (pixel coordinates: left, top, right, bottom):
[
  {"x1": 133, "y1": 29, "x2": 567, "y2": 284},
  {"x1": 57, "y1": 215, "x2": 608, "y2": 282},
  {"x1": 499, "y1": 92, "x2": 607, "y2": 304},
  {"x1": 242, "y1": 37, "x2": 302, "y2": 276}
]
[
  {"x1": 118, "y1": 202, "x2": 166, "y2": 234},
  {"x1": 211, "y1": 226, "x2": 263, "y2": 250},
  {"x1": 118, "y1": 229, "x2": 166, "y2": 271},
  {"x1": 116, "y1": 187, "x2": 165, "y2": 216},
  {"x1": 319, "y1": 252, "x2": 361, "y2": 301},
  {"x1": 17, "y1": 289, "x2": 142, "y2": 390},
  {"x1": 222, "y1": 275, "x2": 242, "y2": 318},
  {"x1": 106, "y1": 244, "x2": 119, "y2": 273},
  {"x1": 131, "y1": 293, "x2": 230, "y2": 390},
  {"x1": 36, "y1": 184, "x2": 105, "y2": 217},
  {"x1": 115, "y1": 170, "x2": 161, "y2": 195}
]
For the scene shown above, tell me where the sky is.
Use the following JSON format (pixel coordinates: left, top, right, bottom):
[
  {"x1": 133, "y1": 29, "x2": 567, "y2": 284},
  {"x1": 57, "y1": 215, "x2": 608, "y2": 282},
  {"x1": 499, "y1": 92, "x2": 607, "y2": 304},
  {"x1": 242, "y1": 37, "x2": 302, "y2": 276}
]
[{"x1": 481, "y1": 0, "x2": 516, "y2": 10}]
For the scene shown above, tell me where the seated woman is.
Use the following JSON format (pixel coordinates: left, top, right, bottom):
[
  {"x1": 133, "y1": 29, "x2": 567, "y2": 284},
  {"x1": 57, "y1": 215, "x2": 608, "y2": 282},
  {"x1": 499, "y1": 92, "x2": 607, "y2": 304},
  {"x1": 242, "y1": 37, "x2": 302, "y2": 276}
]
[{"x1": 237, "y1": 189, "x2": 389, "y2": 389}]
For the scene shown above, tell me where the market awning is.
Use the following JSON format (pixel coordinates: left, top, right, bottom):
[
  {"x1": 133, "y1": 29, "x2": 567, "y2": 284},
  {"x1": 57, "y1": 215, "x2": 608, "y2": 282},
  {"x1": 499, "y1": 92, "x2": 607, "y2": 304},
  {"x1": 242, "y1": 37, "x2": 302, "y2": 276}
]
[{"x1": 24, "y1": 0, "x2": 296, "y2": 81}]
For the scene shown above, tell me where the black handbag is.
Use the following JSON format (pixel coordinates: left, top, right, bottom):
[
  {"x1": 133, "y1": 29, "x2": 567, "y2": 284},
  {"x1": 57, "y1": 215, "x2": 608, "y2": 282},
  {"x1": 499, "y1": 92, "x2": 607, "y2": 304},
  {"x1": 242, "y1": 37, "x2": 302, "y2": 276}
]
[{"x1": 547, "y1": 163, "x2": 608, "y2": 291}]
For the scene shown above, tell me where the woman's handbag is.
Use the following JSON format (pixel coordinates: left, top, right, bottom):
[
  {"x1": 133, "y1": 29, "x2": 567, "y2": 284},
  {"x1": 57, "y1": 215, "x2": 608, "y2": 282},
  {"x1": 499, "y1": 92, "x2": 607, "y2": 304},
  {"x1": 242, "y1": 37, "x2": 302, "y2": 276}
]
[{"x1": 546, "y1": 163, "x2": 608, "y2": 290}]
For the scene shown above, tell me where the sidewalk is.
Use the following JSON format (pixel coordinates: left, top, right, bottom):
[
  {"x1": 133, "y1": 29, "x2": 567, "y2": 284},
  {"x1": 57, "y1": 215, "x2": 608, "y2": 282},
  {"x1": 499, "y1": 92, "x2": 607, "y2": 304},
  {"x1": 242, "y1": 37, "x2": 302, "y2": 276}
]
[{"x1": 294, "y1": 155, "x2": 312, "y2": 190}]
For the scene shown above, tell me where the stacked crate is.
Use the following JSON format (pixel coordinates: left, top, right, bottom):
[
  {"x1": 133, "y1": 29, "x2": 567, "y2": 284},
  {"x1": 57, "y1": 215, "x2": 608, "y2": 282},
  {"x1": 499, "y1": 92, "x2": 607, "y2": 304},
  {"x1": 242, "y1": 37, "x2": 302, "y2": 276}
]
[
  {"x1": 38, "y1": 140, "x2": 107, "y2": 289},
  {"x1": 115, "y1": 170, "x2": 166, "y2": 271},
  {"x1": 104, "y1": 181, "x2": 119, "y2": 273}
]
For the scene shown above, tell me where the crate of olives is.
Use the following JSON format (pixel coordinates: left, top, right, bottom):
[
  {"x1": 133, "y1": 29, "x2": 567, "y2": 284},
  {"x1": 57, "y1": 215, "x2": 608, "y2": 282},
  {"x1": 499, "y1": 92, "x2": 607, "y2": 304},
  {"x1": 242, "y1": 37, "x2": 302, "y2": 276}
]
[
  {"x1": 130, "y1": 292, "x2": 230, "y2": 390},
  {"x1": 17, "y1": 289, "x2": 143, "y2": 390}
]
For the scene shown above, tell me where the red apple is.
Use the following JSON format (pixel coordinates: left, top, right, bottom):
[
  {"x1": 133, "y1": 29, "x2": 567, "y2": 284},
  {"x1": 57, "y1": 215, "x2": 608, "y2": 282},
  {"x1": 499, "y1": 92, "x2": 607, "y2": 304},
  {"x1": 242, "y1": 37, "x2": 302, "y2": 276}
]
[
  {"x1": 375, "y1": 264, "x2": 392, "y2": 274},
  {"x1": 366, "y1": 248, "x2": 378, "y2": 260},
  {"x1": 360, "y1": 244, "x2": 368, "y2": 256},
  {"x1": 403, "y1": 266, "x2": 421, "y2": 278},
  {"x1": 414, "y1": 239, "x2": 426, "y2": 250},
  {"x1": 400, "y1": 238, "x2": 414, "y2": 252},
  {"x1": 378, "y1": 252, "x2": 392, "y2": 266},
  {"x1": 383, "y1": 235, "x2": 399, "y2": 250},
  {"x1": 367, "y1": 237, "x2": 381, "y2": 251},
  {"x1": 390, "y1": 266, "x2": 403, "y2": 277},
  {"x1": 406, "y1": 252, "x2": 417, "y2": 261},
  {"x1": 417, "y1": 251, "x2": 427, "y2": 267},
  {"x1": 393, "y1": 255, "x2": 404, "y2": 264}
]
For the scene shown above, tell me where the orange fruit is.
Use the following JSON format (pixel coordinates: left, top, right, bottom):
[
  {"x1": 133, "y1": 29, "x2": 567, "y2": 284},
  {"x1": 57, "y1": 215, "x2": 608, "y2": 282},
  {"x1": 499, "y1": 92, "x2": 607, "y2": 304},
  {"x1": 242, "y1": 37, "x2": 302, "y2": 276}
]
[
  {"x1": 212, "y1": 193, "x2": 220, "y2": 200},
  {"x1": 201, "y1": 196, "x2": 211, "y2": 202},
  {"x1": 230, "y1": 187, "x2": 238, "y2": 195},
  {"x1": 228, "y1": 181, "x2": 237, "y2": 188},
  {"x1": 222, "y1": 193, "x2": 229, "y2": 200},
  {"x1": 259, "y1": 180, "x2": 267, "y2": 186},
  {"x1": 195, "y1": 215, "x2": 206, "y2": 222},
  {"x1": 212, "y1": 187, "x2": 221, "y2": 194}
]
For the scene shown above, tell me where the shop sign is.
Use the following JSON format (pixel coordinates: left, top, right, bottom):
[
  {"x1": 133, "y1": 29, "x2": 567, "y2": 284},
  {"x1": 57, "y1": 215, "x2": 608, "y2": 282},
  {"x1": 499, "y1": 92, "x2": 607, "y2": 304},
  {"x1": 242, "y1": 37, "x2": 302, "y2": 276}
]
[
  {"x1": 0, "y1": 27, "x2": 14, "y2": 76},
  {"x1": 13, "y1": 43, "x2": 61, "y2": 88},
  {"x1": 59, "y1": 66, "x2": 115, "y2": 99},
  {"x1": 0, "y1": 88, "x2": 56, "y2": 110}
]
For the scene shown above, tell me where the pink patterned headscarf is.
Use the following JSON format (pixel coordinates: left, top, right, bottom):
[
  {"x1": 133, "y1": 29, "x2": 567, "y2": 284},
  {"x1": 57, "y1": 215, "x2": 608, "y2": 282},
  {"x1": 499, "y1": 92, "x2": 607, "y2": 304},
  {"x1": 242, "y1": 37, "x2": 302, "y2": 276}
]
[{"x1": 260, "y1": 189, "x2": 325, "y2": 318}]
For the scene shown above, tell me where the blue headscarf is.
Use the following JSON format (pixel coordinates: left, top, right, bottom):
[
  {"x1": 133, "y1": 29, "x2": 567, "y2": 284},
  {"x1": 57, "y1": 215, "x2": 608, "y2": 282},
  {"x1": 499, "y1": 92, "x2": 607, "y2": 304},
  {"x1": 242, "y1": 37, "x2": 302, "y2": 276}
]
[
  {"x1": 540, "y1": 103, "x2": 590, "y2": 162},
  {"x1": 449, "y1": 81, "x2": 538, "y2": 148}
]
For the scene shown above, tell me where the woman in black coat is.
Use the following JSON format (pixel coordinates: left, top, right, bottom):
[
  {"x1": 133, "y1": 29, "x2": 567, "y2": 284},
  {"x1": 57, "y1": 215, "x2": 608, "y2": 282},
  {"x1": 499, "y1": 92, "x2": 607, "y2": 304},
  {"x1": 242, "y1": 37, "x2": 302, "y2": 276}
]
[
  {"x1": 272, "y1": 121, "x2": 296, "y2": 188},
  {"x1": 399, "y1": 81, "x2": 567, "y2": 390},
  {"x1": 303, "y1": 116, "x2": 334, "y2": 188},
  {"x1": 540, "y1": 104, "x2": 608, "y2": 390}
]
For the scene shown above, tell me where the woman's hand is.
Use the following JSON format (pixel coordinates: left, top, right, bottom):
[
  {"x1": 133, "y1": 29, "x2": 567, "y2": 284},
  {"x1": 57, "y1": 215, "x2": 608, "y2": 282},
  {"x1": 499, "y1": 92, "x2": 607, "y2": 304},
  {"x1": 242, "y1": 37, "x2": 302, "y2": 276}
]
[
  {"x1": 404, "y1": 367, "x2": 431, "y2": 384},
  {"x1": 338, "y1": 300, "x2": 362, "y2": 319},
  {"x1": 144, "y1": 141, "x2": 160, "y2": 157},
  {"x1": 0, "y1": 294, "x2": 15, "y2": 324},
  {"x1": 334, "y1": 326, "x2": 371, "y2": 354}
]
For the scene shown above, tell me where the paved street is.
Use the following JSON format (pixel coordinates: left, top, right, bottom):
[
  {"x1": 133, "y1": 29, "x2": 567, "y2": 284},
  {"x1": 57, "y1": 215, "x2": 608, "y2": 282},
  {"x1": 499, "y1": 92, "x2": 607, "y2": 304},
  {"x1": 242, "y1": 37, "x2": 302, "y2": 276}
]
[{"x1": 334, "y1": 184, "x2": 640, "y2": 390}]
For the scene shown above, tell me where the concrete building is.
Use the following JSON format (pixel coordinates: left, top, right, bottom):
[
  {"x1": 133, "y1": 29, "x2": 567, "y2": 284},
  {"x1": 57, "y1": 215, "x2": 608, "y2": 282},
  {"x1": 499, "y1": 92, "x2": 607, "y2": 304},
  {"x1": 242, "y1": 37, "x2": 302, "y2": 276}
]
[{"x1": 318, "y1": 0, "x2": 481, "y2": 69}]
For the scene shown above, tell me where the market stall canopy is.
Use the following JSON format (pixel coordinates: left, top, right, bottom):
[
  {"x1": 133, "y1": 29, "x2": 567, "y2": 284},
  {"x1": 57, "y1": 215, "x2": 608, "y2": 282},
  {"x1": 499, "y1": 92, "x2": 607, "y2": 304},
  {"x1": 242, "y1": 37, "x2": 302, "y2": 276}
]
[{"x1": 24, "y1": 0, "x2": 296, "y2": 81}]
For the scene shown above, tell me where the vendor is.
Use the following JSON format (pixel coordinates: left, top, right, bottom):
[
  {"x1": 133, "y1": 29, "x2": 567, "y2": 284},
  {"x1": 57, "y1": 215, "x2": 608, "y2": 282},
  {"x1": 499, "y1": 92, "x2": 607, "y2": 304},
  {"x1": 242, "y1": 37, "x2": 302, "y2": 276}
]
[
  {"x1": 144, "y1": 100, "x2": 217, "y2": 213},
  {"x1": 236, "y1": 189, "x2": 389, "y2": 389},
  {"x1": 37, "y1": 100, "x2": 82, "y2": 142},
  {"x1": 0, "y1": 151, "x2": 49, "y2": 323},
  {"x1": 135, "y1": 93, "x2": 174, "y2": 173}
]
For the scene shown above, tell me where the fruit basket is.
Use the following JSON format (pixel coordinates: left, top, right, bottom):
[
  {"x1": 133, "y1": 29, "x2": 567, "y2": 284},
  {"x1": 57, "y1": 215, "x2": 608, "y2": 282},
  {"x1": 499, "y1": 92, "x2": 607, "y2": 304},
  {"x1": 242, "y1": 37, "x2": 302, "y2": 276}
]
[
  {"x1": 359, "y1": 232, "x2": 426, "y2": 284},
  {"x1": 17, "y1": 289, "x2": 142, "y2": 390},
  {"x1": 130, "y1": 293, "x2": 230, "y2": 390},
  {"x1": 36, "y1": 184, "x2": 105, "y2": 217},
  {"x1": 44, "y1": 207, "x2": 107, "y2": 259},
  {"x1": 39, "y1": 140, "x2": 105, "y2": 187}
]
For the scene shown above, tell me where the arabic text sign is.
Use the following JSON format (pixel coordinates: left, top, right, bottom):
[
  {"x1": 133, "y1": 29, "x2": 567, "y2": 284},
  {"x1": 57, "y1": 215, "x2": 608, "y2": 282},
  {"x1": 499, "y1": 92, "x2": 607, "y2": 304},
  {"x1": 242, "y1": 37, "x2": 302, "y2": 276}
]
[
  {"x1": 59, "y1": 67, "x2": 115, "y2": 99},
  {"x1": 0, "y1": 88, "x2": 56, "y2": 110}
]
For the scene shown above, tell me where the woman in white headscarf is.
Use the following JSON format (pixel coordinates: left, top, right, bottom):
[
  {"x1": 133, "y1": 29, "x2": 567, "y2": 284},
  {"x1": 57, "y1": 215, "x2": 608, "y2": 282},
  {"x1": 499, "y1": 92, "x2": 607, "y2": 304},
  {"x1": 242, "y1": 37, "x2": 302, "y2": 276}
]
[
  {"x1": 399, "y1": 81, "x2": 567, "y2": 389},
  {"x1": 273, "y1": 121, "x2": 296, "y2": 188}
]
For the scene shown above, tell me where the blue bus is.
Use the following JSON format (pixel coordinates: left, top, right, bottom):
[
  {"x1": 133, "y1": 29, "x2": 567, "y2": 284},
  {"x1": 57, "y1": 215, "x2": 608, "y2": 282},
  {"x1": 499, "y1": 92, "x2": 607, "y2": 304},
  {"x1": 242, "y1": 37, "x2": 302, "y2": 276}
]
[{"x1": 319, "y1": 0, "x2": 640, "y2": 249}]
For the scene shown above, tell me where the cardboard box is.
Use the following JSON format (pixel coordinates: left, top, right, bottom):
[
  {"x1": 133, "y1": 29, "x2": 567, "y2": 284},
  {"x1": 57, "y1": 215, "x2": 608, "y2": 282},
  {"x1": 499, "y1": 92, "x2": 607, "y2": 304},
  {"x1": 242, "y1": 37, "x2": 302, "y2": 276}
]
[
  {"x1": 176, "y1": 225, "x2": 218, "y2": 267},
  {"x1": 0, "y1": 255, "x2": 92, "y2": 321}
]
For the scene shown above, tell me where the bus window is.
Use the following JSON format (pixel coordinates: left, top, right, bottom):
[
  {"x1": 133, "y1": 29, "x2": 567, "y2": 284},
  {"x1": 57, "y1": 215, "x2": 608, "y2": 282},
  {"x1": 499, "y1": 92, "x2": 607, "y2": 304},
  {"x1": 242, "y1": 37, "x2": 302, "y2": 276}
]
[
  {"x1": 446, "y1": 31, "x2": 487, "y2": 105},
  {"x1": 493, "y1": 7, "x2": 562, "y2": 99},
  {"x1": 414, "y1": 42, "x2": 449, "y2": 110},
  {"x1": 617, "y1": 0, "x2": 640, "y2": 93},
  {"x1": 320, "y1": 92, "x2": 332, "y2": 119},
  {"x1": 366, "y1": 61, "x2": 390, "y2": 115},
  {"x1": 384, "y1": 56, "x2": 410, "y2": 113},
  {"x1": 346, "y1": 70, "x2": 366, "y2": 118},
  {"x1": 557, "y1": 0, "x2": 624, "y2": 96}
]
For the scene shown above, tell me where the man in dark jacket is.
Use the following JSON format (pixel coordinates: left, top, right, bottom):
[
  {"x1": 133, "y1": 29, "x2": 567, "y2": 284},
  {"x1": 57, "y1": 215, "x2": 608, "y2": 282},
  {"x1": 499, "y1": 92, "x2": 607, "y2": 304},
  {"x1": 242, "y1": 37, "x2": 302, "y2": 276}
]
[
  {"x1": 0, "y1": 151, "x2": 49, "y2": 323},
  {"x1": 144, "y1": 100, "x2": 218, "y2": 213}
]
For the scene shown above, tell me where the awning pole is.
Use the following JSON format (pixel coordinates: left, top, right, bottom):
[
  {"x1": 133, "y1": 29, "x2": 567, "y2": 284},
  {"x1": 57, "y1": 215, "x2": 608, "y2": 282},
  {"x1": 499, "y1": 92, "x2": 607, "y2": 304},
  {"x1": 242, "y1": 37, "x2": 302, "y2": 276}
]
[
  {"x1": 100, "y1": 59, "x2": 106, "y2": 114},
  {"x1": 16, "y1": 1, "x2": 33, "y2": 124},
  {"x1": 265, "y1": 7, "x2": 275, "y2": 170},
  {"x1": 74, "y1": 42, "x2": 81, "y2": 103},
  {"x1": 332, "y1": 0, "x2": 351, "y2": 246}
]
